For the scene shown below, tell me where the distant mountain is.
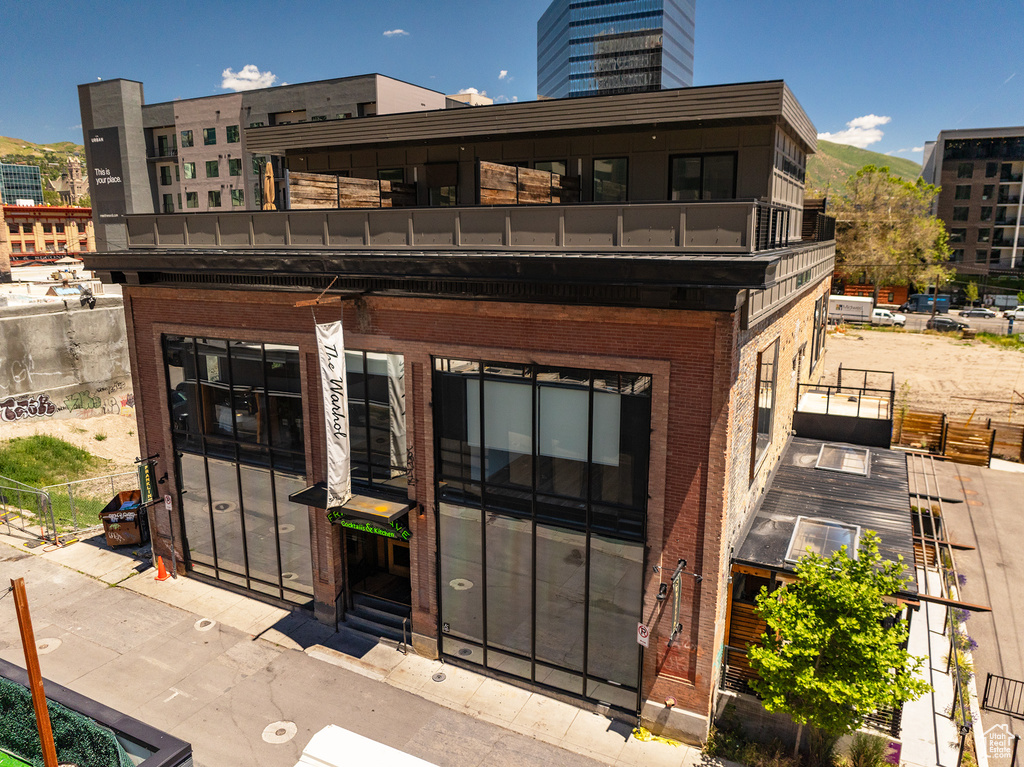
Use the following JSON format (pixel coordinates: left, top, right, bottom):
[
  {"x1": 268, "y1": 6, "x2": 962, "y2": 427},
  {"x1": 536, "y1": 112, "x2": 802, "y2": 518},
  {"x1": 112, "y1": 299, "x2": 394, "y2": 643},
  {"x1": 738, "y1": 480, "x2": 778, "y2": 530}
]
[
  {"x1": 0, "y1": 136, "x2": 86, "y2": 188},
  {"x1": 807, "y1": 139, "x2": 922, "y2": 198}
]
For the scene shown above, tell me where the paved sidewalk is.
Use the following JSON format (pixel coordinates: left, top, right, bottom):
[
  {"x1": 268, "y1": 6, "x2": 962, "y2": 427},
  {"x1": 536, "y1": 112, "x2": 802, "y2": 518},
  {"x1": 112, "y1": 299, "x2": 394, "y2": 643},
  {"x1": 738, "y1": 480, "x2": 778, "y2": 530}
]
[
  {"x1": 0, "y1": 527, "x2": 717, "y2": 767},
  {"x1": 932, "y1": 459, "x2": 1024, "y2": 760}
]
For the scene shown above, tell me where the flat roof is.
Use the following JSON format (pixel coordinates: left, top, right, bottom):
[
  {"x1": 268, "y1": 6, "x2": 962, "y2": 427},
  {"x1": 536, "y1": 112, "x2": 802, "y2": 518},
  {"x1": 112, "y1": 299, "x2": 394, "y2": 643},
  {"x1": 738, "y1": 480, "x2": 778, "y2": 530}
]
[
  {"x1": 84, "y1": 73, "x2": 446, "y2": 110},
  {"x1": 734, "y1": 437, "x2": 917, "y2": 594},
  {"x1": 244, "y1": 80, "x2": 818, "y2": 155}
]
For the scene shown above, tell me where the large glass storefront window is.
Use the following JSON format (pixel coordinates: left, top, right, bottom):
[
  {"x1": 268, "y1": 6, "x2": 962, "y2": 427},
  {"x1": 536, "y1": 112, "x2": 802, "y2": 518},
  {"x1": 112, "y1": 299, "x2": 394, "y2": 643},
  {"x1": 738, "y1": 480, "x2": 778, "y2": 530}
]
[
  {"x1": 164, "y1": 336, "x2": 313, "y2": 605},
  {"x1": 345, "y1": 351, "x2": 408, "y2": 490},
  {"x1": 435, "y1": 359, "x2": 651, "y2": 711}
]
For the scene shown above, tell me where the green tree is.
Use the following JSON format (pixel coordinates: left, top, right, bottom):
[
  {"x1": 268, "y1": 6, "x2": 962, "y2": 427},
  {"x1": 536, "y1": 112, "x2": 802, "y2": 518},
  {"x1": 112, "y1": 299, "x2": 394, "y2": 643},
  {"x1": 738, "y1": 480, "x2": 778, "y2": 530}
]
[
  {"x1": 747, "y1": 531, "x2": 929, "y2": 758},
  {"x1": 964, "y1": 281, "x2": 979, "y2": 307},
  {"x1": 830, "y1": 165, "x2": 952, "y2": 305}
]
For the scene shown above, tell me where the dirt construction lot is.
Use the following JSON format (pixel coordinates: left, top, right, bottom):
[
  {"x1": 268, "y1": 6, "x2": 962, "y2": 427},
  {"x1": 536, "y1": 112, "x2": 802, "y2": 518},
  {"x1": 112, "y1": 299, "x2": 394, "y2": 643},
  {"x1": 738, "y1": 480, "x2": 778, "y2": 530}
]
[{"x1": 821, "y1": 329, "x2": 1024, "y2": 423}]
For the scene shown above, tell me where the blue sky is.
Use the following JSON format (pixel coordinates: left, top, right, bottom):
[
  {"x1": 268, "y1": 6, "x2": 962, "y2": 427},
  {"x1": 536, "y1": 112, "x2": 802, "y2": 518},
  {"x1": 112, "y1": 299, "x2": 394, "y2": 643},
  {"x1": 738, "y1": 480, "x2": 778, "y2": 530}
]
[{"x1": 4, "y1": 0, "x2": 1024, "y2": 164}]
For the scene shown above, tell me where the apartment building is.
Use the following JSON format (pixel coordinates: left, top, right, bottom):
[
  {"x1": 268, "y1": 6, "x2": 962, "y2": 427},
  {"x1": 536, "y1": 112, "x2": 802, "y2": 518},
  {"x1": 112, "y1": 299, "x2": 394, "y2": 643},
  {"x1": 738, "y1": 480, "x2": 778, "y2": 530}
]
[
  {"x1": 921, "y1": 127, "x2": 1024, "y2": 275},
  {"x1": 78, "y1": 75, "x2": 447, "y2": 251}
]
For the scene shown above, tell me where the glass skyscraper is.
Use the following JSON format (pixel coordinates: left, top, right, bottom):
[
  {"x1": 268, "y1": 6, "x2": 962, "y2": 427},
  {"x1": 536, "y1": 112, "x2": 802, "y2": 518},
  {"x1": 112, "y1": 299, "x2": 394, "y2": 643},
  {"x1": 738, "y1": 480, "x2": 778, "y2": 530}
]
[
  {"x1": 537, "y1": 0, "x2": 695, "y2": 99},
  {"x1": 0, "y1": 163, "x2": 45, "y2": 205}
]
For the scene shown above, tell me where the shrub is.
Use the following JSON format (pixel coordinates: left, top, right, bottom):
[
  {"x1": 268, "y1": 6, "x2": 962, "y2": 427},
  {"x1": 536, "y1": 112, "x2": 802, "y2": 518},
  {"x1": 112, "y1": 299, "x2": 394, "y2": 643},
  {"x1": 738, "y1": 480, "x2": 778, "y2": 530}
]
[{"x1": 847, "y1": 733, "x2": 888, "y2": 767}]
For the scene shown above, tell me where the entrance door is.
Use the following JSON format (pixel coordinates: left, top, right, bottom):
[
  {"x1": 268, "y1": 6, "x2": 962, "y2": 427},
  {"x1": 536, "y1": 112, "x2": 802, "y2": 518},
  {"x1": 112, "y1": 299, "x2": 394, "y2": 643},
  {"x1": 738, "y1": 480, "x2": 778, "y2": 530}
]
[{"x1": 345, "y1": 529, "x2": 411, "y2": 606}]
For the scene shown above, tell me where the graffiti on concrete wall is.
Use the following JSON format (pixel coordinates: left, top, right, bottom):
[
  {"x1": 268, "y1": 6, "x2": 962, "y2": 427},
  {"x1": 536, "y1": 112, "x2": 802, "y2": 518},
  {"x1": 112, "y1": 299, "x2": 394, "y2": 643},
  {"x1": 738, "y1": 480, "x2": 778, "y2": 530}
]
[
  {"x1": 0, "y1": 383, "x2": 134, "y2": 422},
  {"x1": 0, "y1": 394, "x2": 58, "y2": 422},
  {"x1": 65, "y1": 390, "x2": 101, "y2": 411}
]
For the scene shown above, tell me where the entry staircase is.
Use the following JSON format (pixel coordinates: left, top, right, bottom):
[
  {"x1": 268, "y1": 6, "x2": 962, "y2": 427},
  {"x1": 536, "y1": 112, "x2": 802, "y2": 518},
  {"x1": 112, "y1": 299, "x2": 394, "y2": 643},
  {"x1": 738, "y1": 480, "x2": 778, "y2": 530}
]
[{"x1": 344, "y1": 594, "x2": 411, "y2": 646}]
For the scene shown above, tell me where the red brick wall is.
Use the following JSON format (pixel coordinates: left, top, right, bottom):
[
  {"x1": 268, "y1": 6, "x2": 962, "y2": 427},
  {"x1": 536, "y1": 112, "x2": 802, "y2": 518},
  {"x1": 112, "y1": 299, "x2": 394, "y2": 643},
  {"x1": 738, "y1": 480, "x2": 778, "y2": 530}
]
[{"x1": 121, "y1": 282, "x2": 825, "y2": 721}]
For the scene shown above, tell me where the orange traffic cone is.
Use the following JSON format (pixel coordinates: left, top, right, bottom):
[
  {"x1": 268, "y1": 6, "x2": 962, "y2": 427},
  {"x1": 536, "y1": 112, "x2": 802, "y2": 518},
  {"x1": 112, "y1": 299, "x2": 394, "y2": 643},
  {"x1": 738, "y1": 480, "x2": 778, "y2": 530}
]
[{"x1": 155, "y1": 555, "x2": 170, "y2": 581}]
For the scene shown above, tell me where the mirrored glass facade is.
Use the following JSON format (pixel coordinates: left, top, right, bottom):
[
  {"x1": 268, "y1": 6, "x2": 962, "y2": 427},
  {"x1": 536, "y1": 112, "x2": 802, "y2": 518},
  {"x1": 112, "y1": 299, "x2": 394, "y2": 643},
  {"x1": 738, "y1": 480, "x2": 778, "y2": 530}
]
[
  {"x1": 0, "y1": 163, "x2": 44, "y2": 205},
  {"x1": 434, "y1": 359, "x2": 651, "y2": 710},
  {"x1": 164, "y1": 335, "x2": 313, "y2": 605},
  {"x1": 538, "y1": 0, "x2": 695, "y2": 99}
]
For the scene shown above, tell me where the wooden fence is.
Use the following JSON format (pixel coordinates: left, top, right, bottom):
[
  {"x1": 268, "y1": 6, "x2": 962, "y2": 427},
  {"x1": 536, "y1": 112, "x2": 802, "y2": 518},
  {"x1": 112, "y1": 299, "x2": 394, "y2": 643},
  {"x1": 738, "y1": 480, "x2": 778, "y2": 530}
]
[
  {"x1": 289, "y1": 171, "x2": 416, "y2": 209},
  {"x1": 894, "y1": 410, "x2": 1003, "y2": 466},
  {"x1": 477, "y1": 161, "x2": 580, "y2": 205}
]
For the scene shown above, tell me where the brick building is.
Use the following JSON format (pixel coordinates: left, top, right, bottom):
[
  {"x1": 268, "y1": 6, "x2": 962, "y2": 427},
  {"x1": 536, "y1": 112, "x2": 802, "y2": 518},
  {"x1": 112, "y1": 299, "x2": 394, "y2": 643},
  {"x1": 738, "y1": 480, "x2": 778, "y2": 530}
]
[
  {"x1": 81, "y1": 77, "x2": 835, "y2": 742},
  {"x1": 0, "y1": 204, "x2": 96, "y2": 281}
]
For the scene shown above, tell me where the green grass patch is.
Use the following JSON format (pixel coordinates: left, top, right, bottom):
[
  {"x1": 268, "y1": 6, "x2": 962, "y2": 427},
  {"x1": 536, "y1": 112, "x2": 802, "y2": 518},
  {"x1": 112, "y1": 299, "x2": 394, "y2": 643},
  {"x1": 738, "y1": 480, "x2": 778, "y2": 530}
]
[
  {"x1": 973, "y1": 331, "x2": 1024, "y2": 351},
  {"x1": 0, "y1": 435, "x2": 109, "y2": 487}
]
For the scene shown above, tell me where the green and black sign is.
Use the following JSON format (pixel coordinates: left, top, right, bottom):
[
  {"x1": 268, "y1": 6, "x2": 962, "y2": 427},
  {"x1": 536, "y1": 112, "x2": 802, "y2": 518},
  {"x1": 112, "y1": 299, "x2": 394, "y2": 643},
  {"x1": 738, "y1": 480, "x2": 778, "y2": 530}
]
[
  {"x1": 326, "y1": 508, "x2": 412, "y2": 541},
  {"x1": 138, "y1": 461, "x2": 156, "y2": 506}
]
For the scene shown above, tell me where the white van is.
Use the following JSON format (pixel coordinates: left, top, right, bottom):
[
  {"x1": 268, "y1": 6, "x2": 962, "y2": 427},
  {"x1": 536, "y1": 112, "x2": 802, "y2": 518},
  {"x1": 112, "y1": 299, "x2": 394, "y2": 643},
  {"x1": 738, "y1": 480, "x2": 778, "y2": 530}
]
[{"x1": 293, "y1": 725, "x2": 438, "y2": 767}]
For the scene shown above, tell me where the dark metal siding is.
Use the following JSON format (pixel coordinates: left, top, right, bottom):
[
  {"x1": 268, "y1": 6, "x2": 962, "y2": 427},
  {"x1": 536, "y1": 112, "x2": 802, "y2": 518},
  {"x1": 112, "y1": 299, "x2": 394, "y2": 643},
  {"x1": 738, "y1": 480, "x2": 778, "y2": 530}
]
[
  {"x1": 244, "y1": 81, "x2": 817, "y2": 155},
  {"x1": 735, "y1": 438, "x2": 916, "y2": 590}
]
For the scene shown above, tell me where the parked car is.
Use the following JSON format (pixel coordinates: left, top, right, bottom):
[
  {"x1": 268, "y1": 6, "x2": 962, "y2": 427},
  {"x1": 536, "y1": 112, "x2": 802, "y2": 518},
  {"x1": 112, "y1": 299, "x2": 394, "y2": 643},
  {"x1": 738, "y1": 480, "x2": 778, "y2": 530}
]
[
  {"x1": 959, "y1": 307, "x2": 997, "y2": 318},
  {"x1": 871, "y1": 308, "x2": 907, "y2": 327},
  {"x1": 1004, "y1": 307, "x2": 1024, "y2": 320},
  {"x1": 926, "y1": 316, "x2": 969, "y2": 332}
]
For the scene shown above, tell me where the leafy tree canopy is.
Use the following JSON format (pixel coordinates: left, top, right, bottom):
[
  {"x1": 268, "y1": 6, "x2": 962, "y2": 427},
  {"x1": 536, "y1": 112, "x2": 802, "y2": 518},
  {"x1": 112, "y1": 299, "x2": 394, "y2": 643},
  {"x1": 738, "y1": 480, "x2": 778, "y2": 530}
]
[
  {"x1": 748, "y1": 531, "x2": 930, "y2": 738},
  {"x1": 830, "y1": 165, "x2": 952, "y2": 302}
]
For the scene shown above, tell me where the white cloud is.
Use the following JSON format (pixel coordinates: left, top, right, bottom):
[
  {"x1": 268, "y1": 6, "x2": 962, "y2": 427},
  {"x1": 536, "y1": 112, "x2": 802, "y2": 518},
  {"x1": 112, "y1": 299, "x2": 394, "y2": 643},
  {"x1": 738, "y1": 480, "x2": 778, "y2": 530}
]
[
  {"x1": 458, "y1": 87, "x2": 487, "y2": 96},
  {"x1": 912, "y1": 146, "x2": 924, "y2": 152},
  {"x1": 817, "y1": 114, "x2": 891, "y2": 149},
  {"x1": 512, "y1": 96, "x2": 518, "y2": 102},
  {"x1": 498, "y1": 70, "x2": 508, "y2": 80},
  {"x1": 383, "y1": 29, "x2": 408, "y2": 37},
  {"x1": 221, "y1": 65, "x2": 277, "y2": 91}
]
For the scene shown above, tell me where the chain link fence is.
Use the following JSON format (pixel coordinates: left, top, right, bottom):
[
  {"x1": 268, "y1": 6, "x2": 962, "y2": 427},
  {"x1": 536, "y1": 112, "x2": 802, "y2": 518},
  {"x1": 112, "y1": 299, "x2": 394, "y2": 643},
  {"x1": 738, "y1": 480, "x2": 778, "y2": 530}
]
[
  {"x1": 0, "y1": 476, "x2": 50, "y2": 539},
  {"x1": 1, "y1": 471, "x2": 138, "y2": 542}
]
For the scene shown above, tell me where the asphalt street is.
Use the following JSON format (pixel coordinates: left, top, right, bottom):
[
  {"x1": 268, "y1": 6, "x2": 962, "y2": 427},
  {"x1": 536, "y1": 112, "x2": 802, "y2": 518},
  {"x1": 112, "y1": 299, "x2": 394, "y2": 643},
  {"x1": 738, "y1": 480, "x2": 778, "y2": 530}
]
[{"x1": 0, "y1": 547, "x2": 611, "y2": 767}]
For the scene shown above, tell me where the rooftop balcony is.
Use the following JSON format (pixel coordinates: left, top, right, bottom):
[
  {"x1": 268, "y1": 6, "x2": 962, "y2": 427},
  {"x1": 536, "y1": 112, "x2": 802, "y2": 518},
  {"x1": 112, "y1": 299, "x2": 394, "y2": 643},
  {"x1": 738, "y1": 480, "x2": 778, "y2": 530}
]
[{"x1": 125, "y1": 198, "x2": 818, "y2": 255}]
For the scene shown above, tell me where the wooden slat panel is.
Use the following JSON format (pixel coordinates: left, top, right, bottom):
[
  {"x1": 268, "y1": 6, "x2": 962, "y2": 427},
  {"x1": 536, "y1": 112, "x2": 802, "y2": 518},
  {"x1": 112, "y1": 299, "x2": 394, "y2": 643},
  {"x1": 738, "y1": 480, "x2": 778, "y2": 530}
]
[
  {"x1": 337, "y1": 176, "x2": 382, "y2": 208},
  {"x1": 379, "y1": 180, "x2": 416, "y2": 208},
  {"x1": 943, "y1": 424, "x2": 994, "y2": 467},
  {"x1": 895, "y1": 411, "x2": 945, "y2": 452},
  {"x1": 288, "y1": 171, "x2": 339, "y2": 209},
  {"x1": 988, "y1": 419, "x2": 1024, "y2": 462}
]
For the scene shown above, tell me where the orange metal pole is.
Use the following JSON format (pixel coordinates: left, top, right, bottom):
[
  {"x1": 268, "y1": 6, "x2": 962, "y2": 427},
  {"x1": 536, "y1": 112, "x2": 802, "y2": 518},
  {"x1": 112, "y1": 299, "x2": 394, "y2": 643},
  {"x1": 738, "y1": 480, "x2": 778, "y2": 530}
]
[{"x1": 11, "y1": 578, "x2": 59, "y2": 767}]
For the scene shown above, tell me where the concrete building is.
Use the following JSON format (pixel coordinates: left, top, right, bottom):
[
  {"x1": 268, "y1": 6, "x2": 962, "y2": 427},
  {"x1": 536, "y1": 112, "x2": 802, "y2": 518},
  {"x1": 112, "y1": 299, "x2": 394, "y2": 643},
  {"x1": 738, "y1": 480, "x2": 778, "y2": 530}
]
[
  {"x1": 537, "y1": 0, "x2": 695, "y2": 99},
  {"x1": 0, "y1": 162, "x2": 45, "y2": 205},
  {"x1": 0, "y1": 204, "x2": 96, "y2": 282},
  {"x1": 77, "y1": 74, "x2": 448, "y2": 251},
  {"x1": 82, "y1": 78, "x2": 835, "y2": 743},
  {"x1": 921, "y1": 127, "x2": 1024, "y2": 275}
]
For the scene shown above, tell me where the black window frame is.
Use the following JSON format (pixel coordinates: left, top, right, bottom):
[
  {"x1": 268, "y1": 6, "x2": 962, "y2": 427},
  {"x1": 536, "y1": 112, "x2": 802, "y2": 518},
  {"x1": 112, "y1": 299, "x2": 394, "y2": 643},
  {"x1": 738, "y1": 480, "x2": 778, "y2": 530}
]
[
  {"x1": 668, "y1": 152, "x2": 738, "y2": 202},
  {"x1": 751, "y1": 338, "x2": 779, "y2": 481},
  {"x1": 206, "y1": 160, "x2": 219, "y2": 178},
  {"x1": 203, "y1": 127, "x2": 217, "y2": 145},
  {"x1": 207, "y1": 190, "x2": 221, "y2": 208},
  {"x1": 592, "y1": 157, "x2": 628, "y2": 202},
  {"x1": 226, "y1": 125, "x2": 240, "y2": 143},
  {"x1": 957, "y1": 162, "x2": 974, "y2": 179},
  {"x1": 180, "y1": 130, "x2": 193, "y2": 148},
  {"x1": 954, "y1": 185, "x2": 972, "y2": 200}
]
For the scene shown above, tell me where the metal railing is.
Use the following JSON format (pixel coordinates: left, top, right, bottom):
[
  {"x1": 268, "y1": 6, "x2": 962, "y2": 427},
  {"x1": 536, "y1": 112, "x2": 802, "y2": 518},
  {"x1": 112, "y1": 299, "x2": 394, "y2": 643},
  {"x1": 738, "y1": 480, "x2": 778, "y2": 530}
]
[
  {"x1": 124, "y1": 198, "x2": 821, "y2": 256},
  {"x1": 0, "y1": 475, "x2": 53, "y2": 539},
  {"x1": 42, "y1": 472, "x2": 138, "y2": 535},
  {"x1": 0, "y1": 471, "x2": 138, "y2": 542},
  {"x1": 795, "y1": 382, "x2": 895, "y2": 420},
  {"x1": 983, "y1": 672, "x2": 1024, "y2": 719},
  {"x1": 719, "y1": 644, "x2": 902, "y2": 736}
]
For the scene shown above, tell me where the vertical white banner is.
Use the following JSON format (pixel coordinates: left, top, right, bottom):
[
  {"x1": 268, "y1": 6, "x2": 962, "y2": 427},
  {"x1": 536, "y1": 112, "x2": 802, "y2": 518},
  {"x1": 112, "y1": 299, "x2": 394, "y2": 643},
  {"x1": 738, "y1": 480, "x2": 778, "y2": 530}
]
[{"x1": 316, "y1": 321, "x2": 352, "y2": 507}]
